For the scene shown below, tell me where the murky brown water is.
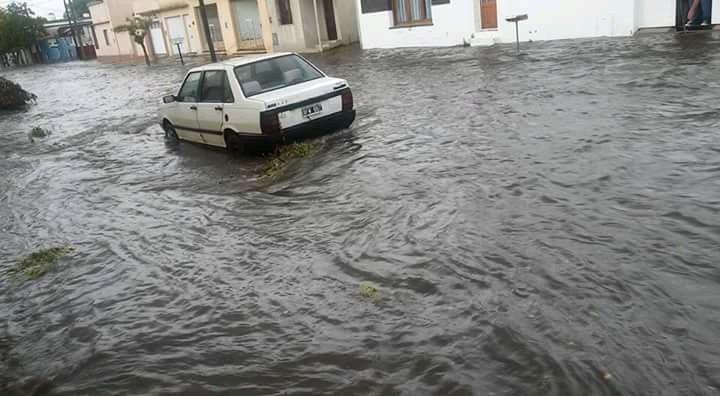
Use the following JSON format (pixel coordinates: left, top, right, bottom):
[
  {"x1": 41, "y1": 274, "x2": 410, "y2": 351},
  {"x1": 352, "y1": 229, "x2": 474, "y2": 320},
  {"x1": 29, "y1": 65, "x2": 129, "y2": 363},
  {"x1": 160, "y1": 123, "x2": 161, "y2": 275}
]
[{"x1": 2, "y1": 33, "x2": 720, "y2": 396}]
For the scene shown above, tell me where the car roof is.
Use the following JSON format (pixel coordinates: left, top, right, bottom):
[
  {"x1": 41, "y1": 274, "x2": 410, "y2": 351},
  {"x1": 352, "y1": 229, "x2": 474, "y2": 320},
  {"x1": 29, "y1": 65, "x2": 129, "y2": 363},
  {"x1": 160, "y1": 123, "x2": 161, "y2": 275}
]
[{"x1": 188, "y1": 52, "x2": 296, "y2": 72}]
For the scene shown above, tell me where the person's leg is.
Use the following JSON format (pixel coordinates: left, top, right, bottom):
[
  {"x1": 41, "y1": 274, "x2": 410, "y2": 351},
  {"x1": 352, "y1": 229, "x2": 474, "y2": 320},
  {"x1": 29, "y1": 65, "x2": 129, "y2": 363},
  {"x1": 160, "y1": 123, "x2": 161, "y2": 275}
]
[
  {"x1": 688, "y1": 0, "x2": 703, "y2": 25},
  {"x1": 700, "y1": 0, "x2": 712, "y2": 23}
]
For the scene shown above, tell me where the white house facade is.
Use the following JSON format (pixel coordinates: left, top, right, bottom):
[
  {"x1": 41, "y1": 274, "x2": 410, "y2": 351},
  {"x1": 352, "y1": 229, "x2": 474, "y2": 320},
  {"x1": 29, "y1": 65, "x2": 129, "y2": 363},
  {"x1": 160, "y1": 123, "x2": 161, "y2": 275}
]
[
  {"x1": 356, "y1": 0, "x2": 720, "y2": 49},
  {"x1": 356, "y1": 0, "x2": 473, "y2": 49}
]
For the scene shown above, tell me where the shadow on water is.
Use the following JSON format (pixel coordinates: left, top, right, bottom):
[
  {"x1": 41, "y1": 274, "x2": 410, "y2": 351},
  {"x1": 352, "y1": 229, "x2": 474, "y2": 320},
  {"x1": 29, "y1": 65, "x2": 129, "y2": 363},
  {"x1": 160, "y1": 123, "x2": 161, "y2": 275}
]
[{"x1": 2, "y1": 34, "x2": 720, "y2": 395}]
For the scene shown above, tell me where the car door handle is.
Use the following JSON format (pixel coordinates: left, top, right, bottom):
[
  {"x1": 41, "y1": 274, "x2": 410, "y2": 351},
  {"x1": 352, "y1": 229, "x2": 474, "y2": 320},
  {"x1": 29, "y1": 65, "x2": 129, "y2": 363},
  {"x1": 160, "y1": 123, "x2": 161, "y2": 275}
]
[
  {"x1": 190, "y1": 105, "x2": 197, "y2": 110},
  {"x1": 214, "y1": 106, "x2": 223, "y2": 111}
]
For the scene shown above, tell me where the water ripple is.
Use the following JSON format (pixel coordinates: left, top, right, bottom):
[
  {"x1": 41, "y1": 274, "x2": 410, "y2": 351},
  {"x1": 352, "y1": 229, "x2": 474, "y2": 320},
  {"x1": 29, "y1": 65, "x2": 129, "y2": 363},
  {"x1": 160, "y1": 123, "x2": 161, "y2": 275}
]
[{"x1": 1, "y1": 35, "x2": 720, "y2": 395}]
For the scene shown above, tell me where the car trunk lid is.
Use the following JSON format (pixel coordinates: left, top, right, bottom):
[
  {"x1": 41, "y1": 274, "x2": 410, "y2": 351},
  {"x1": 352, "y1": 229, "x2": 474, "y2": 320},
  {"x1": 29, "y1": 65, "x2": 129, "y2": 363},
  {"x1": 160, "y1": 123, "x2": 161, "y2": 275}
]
[{"x1": 254, "y1": 77, "x2": 349, "y2": 130}]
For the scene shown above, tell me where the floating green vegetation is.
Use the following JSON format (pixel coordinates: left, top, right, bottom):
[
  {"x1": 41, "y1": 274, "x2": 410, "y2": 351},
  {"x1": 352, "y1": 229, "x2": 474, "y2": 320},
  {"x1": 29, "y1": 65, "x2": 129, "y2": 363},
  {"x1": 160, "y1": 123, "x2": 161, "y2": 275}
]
[
  {"x1": 30, "y1": 127, "x2": 50, "y2": 138},
  {"x1": 29, "y1": 126, "x2": 51, "y2": 143},
  {"x1": 358, "y1": 281, "x2": 380, "y2": 302},
  {"x1": 8, "y1": 246, "x2": 73, "y2": 280},
  {"x1": 262, "y1": 142, "x2": 319, "y2": 178}
]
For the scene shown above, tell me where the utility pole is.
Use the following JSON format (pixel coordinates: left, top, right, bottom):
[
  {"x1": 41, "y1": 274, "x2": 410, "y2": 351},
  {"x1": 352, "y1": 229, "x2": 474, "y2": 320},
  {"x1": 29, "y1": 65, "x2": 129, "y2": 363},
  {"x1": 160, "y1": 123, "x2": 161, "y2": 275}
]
[
  {"x1": 63, "y1": 0, "x2": 83, "y2": 59},
  {"x1": 197, "y1": 0, "x2": 217, "y2": 62}
]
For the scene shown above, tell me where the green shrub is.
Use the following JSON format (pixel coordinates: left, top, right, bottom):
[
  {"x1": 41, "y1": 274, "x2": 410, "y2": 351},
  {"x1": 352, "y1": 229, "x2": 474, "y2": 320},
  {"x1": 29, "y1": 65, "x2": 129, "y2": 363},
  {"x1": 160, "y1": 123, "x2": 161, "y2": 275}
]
[
  {"x1": 30, "y1": 127, "x2": 49, "y2": 138},
  {"x1": 8, "y1": 246, "x2": 73, "y2": 280},
  {"x1": 262, "y1": 142, "x2": 319, "y2": 178},
  {"x1": 0, "y1": 77, "x2": 37, "y2": 110}
]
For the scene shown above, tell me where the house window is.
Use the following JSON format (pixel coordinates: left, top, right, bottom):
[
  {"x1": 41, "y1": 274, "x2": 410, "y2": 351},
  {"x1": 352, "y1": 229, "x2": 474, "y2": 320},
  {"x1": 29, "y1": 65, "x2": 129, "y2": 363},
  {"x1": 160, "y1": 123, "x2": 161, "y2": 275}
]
[
  {"x1": 393, "y1": 0, "x2": 432, "y2": 26},
  {"x1": 92, "y1": 28, "x2": 99, "y2": 49},
  {"x1": 277, "y1": 0, "x2": 293, "y2": 25},
  {"x1": 103, "y1": 29, "x2": 110, "y2": 46}
]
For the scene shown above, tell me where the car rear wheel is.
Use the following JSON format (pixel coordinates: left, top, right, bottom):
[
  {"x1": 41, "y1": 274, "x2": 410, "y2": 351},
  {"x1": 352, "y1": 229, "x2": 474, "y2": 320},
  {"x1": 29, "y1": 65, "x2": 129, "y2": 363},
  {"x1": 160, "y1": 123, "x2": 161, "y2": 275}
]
[
  {"x1": 163, "y1": 121, "x2": 178, "y2": 143},
  {"x1": 224, "y1": 130, "x2": 243, "y2": 153}
]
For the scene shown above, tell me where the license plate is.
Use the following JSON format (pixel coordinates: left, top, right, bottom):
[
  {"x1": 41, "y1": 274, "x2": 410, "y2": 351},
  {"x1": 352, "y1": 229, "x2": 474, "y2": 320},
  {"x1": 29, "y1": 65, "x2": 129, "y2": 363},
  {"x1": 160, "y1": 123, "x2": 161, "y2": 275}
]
[{"x1": 302, "y1": 103, "x2": 323, "y2": 117}]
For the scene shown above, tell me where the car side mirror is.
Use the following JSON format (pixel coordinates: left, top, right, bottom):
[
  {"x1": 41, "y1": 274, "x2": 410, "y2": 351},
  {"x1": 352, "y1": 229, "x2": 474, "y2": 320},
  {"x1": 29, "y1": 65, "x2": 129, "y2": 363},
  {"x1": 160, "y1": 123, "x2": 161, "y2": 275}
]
[{"x1": 163, "y1": 95, "x2": 176, "y2": 104}]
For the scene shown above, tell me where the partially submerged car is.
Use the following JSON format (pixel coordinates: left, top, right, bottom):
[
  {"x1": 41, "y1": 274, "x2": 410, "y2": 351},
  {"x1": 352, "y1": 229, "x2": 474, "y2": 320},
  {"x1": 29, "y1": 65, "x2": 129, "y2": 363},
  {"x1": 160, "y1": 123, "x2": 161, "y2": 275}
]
[{"x1": 160, "y1": 52, "x2": 355, "y2": 150}]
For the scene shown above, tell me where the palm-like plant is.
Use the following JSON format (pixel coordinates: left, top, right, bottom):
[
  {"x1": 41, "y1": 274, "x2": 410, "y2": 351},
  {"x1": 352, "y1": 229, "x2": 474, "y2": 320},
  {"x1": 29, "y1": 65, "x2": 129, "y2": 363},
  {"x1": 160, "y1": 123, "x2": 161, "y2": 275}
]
[{"x1": 114, "y1": 16, "x2": 152, "y2": 66}]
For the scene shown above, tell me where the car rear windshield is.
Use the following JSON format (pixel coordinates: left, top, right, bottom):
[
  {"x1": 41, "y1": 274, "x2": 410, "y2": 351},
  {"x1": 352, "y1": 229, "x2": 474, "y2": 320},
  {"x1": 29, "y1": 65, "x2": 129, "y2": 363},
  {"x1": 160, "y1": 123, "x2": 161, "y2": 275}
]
[{"x1": 234, "y1": 54, "x2": 324, "y2": 97}]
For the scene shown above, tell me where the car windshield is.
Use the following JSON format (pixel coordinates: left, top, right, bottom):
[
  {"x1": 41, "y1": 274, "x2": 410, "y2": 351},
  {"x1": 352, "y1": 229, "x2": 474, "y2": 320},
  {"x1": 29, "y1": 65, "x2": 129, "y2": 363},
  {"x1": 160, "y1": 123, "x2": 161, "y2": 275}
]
[{"x1": 234, "y1": 54, "x2": 324, "y2": 97}]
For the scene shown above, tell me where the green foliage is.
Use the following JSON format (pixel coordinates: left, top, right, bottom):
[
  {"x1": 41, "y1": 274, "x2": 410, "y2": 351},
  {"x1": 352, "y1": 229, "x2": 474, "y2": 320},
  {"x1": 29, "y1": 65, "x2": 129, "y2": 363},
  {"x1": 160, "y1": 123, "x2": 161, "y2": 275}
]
[
  {"x1": 113, "y1": 16, "x2": 151, "y2": 45},
  {"x1": 262, "y1": 142, "x2": 319, "y2": 178},
  {"x1": 30, "y1": 126, "x2": 49, "y2": 138},
  {"x1": 8, "y1": 246, "x2": 73, "y2": 280},
  {"x1": 0, "y1": 76, "x2": 37, "y2": 109},
  {"x1": 114, "y1": 16, "x2": 153, "y2": 65},
  {"x1": 64, "y1": 0, "x2": 91, "y2": 19},
  {"x1": 0, "y1": 2, "x2": 46, "y2": 55}
]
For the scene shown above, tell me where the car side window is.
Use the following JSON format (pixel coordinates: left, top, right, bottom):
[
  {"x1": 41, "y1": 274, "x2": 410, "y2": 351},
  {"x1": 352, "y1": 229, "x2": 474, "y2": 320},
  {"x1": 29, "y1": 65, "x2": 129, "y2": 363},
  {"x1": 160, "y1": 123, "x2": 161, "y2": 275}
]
[
  {"x1": 200, "y1": 70, "x2": 234, "y2": 103},
  {"x1": 177, "y1": 72, "x2": 201, "y2": 102}
]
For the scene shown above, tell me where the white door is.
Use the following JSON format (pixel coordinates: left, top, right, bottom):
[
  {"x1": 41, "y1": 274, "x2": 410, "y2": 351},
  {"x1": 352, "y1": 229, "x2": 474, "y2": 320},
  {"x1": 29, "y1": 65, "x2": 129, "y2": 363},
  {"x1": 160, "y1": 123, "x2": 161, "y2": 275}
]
[
  {"x1": 195, "y1": 70, "x2": 231, "y2": 147},
  {"x1": 173, "y1": 71, "x2": 202, "y2": 143},
  {"x1": 232, "y1": 0, "x2": 262, "y2": 40},
  {"x1": 150, "y1": 22, "x2": 166, "y2": 55},
  {"x1": 166, "y1": 16, "x2": 188, "y2": 55},
  {"x1": 183, "y1": 14, "x2": 198, "y2": 53}
]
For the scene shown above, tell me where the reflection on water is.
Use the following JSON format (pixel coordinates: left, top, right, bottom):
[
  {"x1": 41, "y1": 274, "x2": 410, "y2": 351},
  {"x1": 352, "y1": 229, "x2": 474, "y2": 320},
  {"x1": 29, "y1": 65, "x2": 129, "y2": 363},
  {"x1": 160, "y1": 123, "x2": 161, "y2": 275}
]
[{"x1": 1, "y1": 33, "x2": 720, "y2": 395}]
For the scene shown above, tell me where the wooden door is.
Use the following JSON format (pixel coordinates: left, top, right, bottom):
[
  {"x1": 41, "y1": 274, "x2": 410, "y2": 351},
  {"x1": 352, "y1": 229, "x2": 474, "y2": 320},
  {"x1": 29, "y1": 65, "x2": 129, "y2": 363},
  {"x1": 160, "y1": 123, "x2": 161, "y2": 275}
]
[
  {"x1": 480, "y1": 0, "x2": 497, "y2": 29},
  {"x1": 323, "y1": 0, "x2": 338, "y2": 41}
]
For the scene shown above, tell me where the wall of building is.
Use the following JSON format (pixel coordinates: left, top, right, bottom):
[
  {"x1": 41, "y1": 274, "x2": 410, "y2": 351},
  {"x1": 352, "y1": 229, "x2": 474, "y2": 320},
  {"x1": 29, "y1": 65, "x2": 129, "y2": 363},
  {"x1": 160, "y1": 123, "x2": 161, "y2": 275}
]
[
  {"x1": 359, "y1": 0, "x2": 709, "y2": 49},
  {"x1": 104, "y1": 0, "x2": 135, "y2": 27},
  {"x1": 231, "y1": 0, "x2": 265, "y2": 50},
  {"x1": 94, "y1": 22, "x2": 117, "y2": 56},
  {"x1": 155, "y1": 8, "x2": 201, "y2": 55},
  {"x1": 267, "y1": 0, "x2": 309, "y2": 51},
  {"x1": 335, "y1": 0, "x2": 359, "y2": 45},
  {"x1": 300, "y1": 0, "x2": 319, "y2": 49},
  {"x1": 357, "y1": 0, "x2": 474, "y2": 49},
  {"x1": 89, "y1": 2, "x2": 110, "y2": 23},
  {"x1": 634, "y1": 0, "x2": 675, "y2": 29},
  {"x1": 89, "y1": 0, "x2": 139, "y2": 59},
  {"x1": 492, "y1": 0, "x2": 634, "y2": 44}
]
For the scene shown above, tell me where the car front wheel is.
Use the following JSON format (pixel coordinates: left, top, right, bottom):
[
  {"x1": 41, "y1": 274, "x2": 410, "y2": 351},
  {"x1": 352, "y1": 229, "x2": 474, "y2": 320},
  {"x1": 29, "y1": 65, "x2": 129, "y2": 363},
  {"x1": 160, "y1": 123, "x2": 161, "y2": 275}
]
[{"x1": 163, "y1": 121, "x2": 178, "y2": 143}]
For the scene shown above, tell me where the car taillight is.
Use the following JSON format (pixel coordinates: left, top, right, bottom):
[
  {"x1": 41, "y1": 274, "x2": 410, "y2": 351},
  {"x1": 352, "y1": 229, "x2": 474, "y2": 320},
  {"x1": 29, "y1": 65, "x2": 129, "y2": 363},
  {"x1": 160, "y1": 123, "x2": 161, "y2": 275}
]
[
  {"x1": 341, "y1": 89, "x2": 353, "y2": 111},
  {"x1": 260, "y1": 110, "x2": 280, "y2": 135}
]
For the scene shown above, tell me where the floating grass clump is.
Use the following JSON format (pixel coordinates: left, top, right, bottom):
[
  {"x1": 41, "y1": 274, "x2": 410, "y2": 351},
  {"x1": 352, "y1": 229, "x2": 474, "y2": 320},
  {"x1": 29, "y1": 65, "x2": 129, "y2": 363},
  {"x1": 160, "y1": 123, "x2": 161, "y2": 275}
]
[
  {"x1": 262, "y1": 142, "x2": 319, "y2": 178},
  {"x1": 358, "y1": 281, "x2": 380, "y2": 301},
  {"x1": 8, "y1": 246, "x2": 73, "y2": 279},
  {"x1": 30, "y1": 127, "x2": 49, "y2": 138}
]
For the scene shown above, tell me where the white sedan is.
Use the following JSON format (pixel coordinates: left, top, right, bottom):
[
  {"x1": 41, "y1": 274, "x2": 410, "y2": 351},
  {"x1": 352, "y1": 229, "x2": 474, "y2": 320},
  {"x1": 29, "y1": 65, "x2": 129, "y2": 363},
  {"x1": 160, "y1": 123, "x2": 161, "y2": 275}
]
[{"x1": 160, "y1": 52, "x2": 355, "y2": 150}]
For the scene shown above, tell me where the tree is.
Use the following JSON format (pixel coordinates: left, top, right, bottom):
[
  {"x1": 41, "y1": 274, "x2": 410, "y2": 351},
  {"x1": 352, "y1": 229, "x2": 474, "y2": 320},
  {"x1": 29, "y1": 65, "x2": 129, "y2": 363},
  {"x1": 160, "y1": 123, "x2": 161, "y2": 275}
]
[
  {"x1": 0, "y1": 76, "x2": 37, "y2": 109},
  {"x1": 0, "y1": 2, "x2": 46, "y2": 62},
  {"x1": 64, "y1": 0, "x2": 91, "y2": 20},
  {"x1": 114, "y1": 16, "x2": 152, "y2": 66}
]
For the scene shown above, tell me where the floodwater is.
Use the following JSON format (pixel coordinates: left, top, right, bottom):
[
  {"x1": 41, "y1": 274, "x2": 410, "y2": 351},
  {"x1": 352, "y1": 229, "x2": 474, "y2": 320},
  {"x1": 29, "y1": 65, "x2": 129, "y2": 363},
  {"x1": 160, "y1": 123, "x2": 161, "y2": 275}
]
[{"x1": 1, "y1": 33, "x2": 720, "y2": 396}]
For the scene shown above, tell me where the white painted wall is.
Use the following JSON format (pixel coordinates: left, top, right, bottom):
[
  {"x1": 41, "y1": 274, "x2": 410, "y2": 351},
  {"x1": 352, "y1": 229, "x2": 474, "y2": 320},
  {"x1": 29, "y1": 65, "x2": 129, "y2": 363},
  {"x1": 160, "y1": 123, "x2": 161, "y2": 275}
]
[
  {"x1": 105, "y1": 0, "x2": 135, "y2": 27},
  {"x1": 335, "y1": 0, "x2": 359, "y2": 44},
  {"x1": 494, "y1": 0, "x2": 635, "y2": 44},
  {"x1": 356, "y1": 0, "x2": 475, "y2": 49},
  {"x1": 89, "y1": 2, "x2": 110, "y2": 24},
  {"x1": 267, "y1": 0, "x2": 308, "y2": 51},
  {"x1": 634, "y1": 0, "x2": 675, "y2": 29},
  {"x1": 300, "y1": 0, "x2": 319, "y2": 49},
  {"x1": 359, "y1": 0, "x2": 720, "y2": 50}
]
